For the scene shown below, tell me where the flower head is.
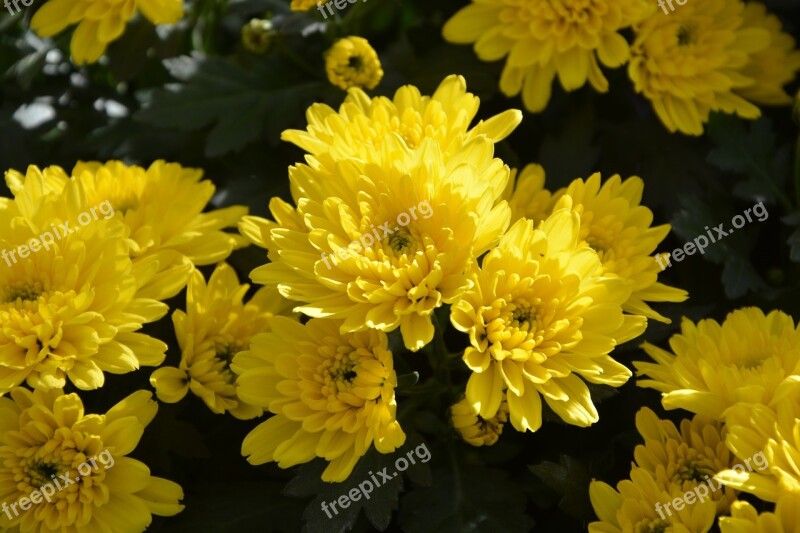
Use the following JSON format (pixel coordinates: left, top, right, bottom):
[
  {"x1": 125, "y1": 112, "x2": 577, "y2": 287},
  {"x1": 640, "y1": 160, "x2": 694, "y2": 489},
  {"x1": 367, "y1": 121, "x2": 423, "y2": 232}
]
[
  {"x1": 450, "y1": 205, "x2": 647, "y2": 432},
  {"x1": 150, "y1": 263, "x2": 295, "y2": 420},
  {"x1": 719, "y1": 493, "x2": 800, "y2": 533},
  {"x1": 233, "y1": 317, "x2": 405, "y2": 482},
  {"x1": 241, "y1": 19, "x2": 274, "y2": 55},
  {"x1": 0, "y1": 170, "x2": 168, "y2": 393},
  {"x1": 5, "y1": 160, "x2": 247, "y2": 301},
  {"x1": 279, "y1": 75, "x2": 522, "y2": 164},
  {"x1": 734, "y1": 2, "x2": 800, "y2": 106},
  {"x1": 635, "y1": 308, "x2": 800, "y2": 420},
  {"x1": 633, "y1": 408, "x2": 736, "y2": 515},
  {"x1": 554, "y1": 173, "x2": 687, "y2": 322},
  {"x1": 325, "y1": 36, "x2": 383, "y2": 91},
  {"x1": 628, "y1": 0, "x2": 771, "y2": 135},
  {"x1": 30, "y1": 0, "x2": 183, "y2": 64},
  {"x1": 243, "y1": 134, "x2": 512, "y2": 352},
  {"x1": 0, "y1": 388, "x2": 183, "y2": 532},
  {"x1": 443, "y1": 0, "x2": 651, "y2": 112},
  {"x1": 451, "y1": 396, "x2": 508, "y2": 447}
]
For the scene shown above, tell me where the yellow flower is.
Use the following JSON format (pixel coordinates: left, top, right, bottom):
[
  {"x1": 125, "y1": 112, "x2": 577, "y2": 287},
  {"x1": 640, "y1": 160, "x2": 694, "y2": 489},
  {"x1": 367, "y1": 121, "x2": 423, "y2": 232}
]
[
  {"x1": 450, "y1": 396, "x2": 508, "y2": 447},
  {"x1": 635, "y1": 308, "x2": 800, "y2": 420},
  {"x1": 325, "y1": 36, "x2": 383, "y2": 91},
  {"x1": 503, "y1": 164, "x2": 554, "y2": 225},
  {"x1": 30, "y1": 0, "x2": 183, "y2": 65},
  {"x1": 241, "y1": 19, "x2": 274, "y2": 55},
  {"x1": 555, "y1": 173, "x2": 688, "y2": 323},
  {"x1": 633, "y1": 408, "x2": 736, "y2": 516},
  {"x1": 628, "y1": 0, "x2": 771, "y2": 135},
  {"x1": 5, "y1": 160, "x2": 247, "y2": 301},
  {"x1": 442, "y1": 0, "x2": 651, "y2": 112},
  {"x1": 0, "y1": 388, "x2": 183, "y2": 532},
  {"x1": 0, "y1": 171, "x2": 168, "y2": 393},
  {"x1": 233, "y1": 317, "x2": 405, "y2": 482},
  {"x1": 150, "y1": 263, "x2": 295, "y2": 420},
  {"x1": 734, "y1": 2, "x2": 800, "y2": 106},
  {"x1": 278, "y1": 74, "x2": 522, "y2": 164},
  {"x1": 243, "y1": 136, "x2": 512, "y2": 352},
  {"x1": 719, "y1": 493, "x2": 800, "y2": 533},
  {"x1": 589, "y1": 468, "x2": 715, "y2": 533},
  {"x1": 291, "y1": 0, "x2": 319, "y2": 10},
  {"x1": 450, "y1": 205, "x2": 647, "y2": 432},
  {"x1": 718, "y1": 395, "x2": 800, "y2": 503}
]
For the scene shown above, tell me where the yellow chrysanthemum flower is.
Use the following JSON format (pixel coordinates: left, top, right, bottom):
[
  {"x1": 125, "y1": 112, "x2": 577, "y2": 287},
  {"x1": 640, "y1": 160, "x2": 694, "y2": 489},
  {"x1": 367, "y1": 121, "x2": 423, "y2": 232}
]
[
  {"x1": 5, "y1": 160, "x2": 247, "y2": 301},
  {"x1": 450, "y1": 205, "x2": 647, "y2": 432},
  {"x1": 503, "y1": 164, "x2": 554, "y2": 225},
  {"x1": 635, "y1": 308, "x2": 800, "y2": 420},
  {"x1": 325, "y1": 36, "x2": 383, "y2": 91},
  {"x1": 589, "y1": 468, "x2": 715, "y2": 533},
  {"x1": 0, "y1": 388, "x2": 183, "y2": 532},
  {"x1": 554, "y1": 173, "x2": 688, "y2": 323},
  {"x1": 734, "y1": 2, "x2": 800, "y2": 106},
  {"x1": 278, "y1": 74, "x2": 522, "y2": 164},
  {"x1": 0, "y1": 171, "x2": 168, "y2": 393},
  {"x1": 150, "y1": 263, "x2": 295, "y2": 420},
  {"x1": 633, "y1": 408, "x2": 737, "y2": 516},
  {"x1": 233, "y1": 317, "x2": 405, "y2": 482},
  {"x1": 450, "y1": 396, "x2": 508, "y2": 447},
  {"x1": 628, "y1": 0, "x2": 771, "y2": 135},
  {"x1": 242, "y1": 136, "x2": 512, "y2": 352},
  {"x1": 30, "y1": 0, "x2": 183, "y2": 65},
  {"x1": 291, "y1": 0, "x2": 318, "y2": 10},
  {"x1": 442, "y1": 0, "x2": 651, "y2": 112},
  {"x1": 719, "y1": 493, "x2": 800, "y2": 533}
]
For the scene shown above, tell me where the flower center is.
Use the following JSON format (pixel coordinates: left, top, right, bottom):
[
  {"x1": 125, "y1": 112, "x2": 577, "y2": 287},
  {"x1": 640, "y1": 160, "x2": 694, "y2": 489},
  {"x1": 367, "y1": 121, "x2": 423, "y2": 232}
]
[
  {"x1": 673, "y1": 456, "x2": 716, "y2": 484},
  {"x1": 676, "y1": 25, "x2": 695, "y2": 46},
  {"x1": 2, "y1": 281, "x2": 44, "y2": 304},
  {"x1": 214, "y1": 341, "x2": 243, "y2": 378},
  {"x1": 28, "y1": 460, "x2": 61, "y2": 489},
  {"x1": 636, "y1": 519, "x2": 669, "y2": 533},
  {"x1": 348, "y1": 55, "x2": 364, "y2": 71}
]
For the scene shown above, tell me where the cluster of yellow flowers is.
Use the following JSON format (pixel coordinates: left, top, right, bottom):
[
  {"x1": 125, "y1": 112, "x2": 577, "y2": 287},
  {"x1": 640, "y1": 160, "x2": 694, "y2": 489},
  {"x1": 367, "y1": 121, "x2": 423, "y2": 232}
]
[
  {"x1": 239, "y1": 74, "x2": 684, "y2": 469},
  {"x1": 0, "y1": 160, "x2": 251, "y2": 531},
  {"x1": 589, "y1": 308, "x2": 800, "y2": 532},
  {"x1": 442, "y1": 0, "x2": 800, "y2": 135}
]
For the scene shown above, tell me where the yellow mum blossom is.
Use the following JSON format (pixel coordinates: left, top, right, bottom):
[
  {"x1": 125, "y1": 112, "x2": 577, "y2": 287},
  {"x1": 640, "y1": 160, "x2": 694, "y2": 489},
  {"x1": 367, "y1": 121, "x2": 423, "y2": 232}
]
[
  {"x1": 554, "y1": 173, "x2": 688, "y2": 322},
  {"x1": 503, "y1": 164, "x2": 554, "y2": 225},
  {"x1": 243, "y1": 136, "x2": 512, "y2": 352},
  {"x1": 635, "y1": 308, "x2": 800, "y2": 420},
  {"x1": 291, "y1": 0, "x2": 319, "y2": 10},
  {"x1": 278, "y1": 74, "x2": 522, "y2": 165},
  {"x1": 0, "y1": 388, "x2": 183, "y2": 532},
  {"x1": 5, "y1": 160, "x2": 247, "y2": 301},
  {"x1": 30, "y1": 0, "x2": 183, "y2": 65},
  {"x1": 325, "y1": 36, "x2": 383, "y2": 91},
  {"x1": 150, "y1": 263, "x2": 295, "y2": 420},
  {"x1": 633, "y1": 408, "x2": 737, "y2": 517},
  {"x1": 628, "y1": 0, "x2": 771, "y2": 135},
  {"x1": 735, "y1": 2, "x2": 800, "y2": 106},
  {"x1": 589, "y1": 468, "x2": 715, "y2": 533},
  {"x1": 233, "y1": 317, "x2": 405, "y2": 482},
  {"x1": 450, "y1": 205, "x2": 647, "y2": 432},
  {"x1": 0, "y1": 172, "x2": 168, "y2": 393},
  {"x1": 450, "y1": 396, "x2": 508, "y2": 447},
  {"x1": 443, "y1": 0, "x2": 651, "y2": 112},
  {"x1": 719, "y1": 493, "x2": 800, "y2": 533}
]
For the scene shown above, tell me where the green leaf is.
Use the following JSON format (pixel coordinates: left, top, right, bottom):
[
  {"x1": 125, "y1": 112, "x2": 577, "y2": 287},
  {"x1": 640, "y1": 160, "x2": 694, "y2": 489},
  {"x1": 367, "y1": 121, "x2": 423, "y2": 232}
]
[
  {"x1": 135, "y1": 55, "x2": 322, "y2": 157},
  {"x1": 399, "y1": 465, "x2": 533, "y2": 532},
  {"x1": 528, "y1": 455, "x2": 592, "y2": 519},
  {"x1": 284, "y1": 434, "x2": 432, "y2": 533}
]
